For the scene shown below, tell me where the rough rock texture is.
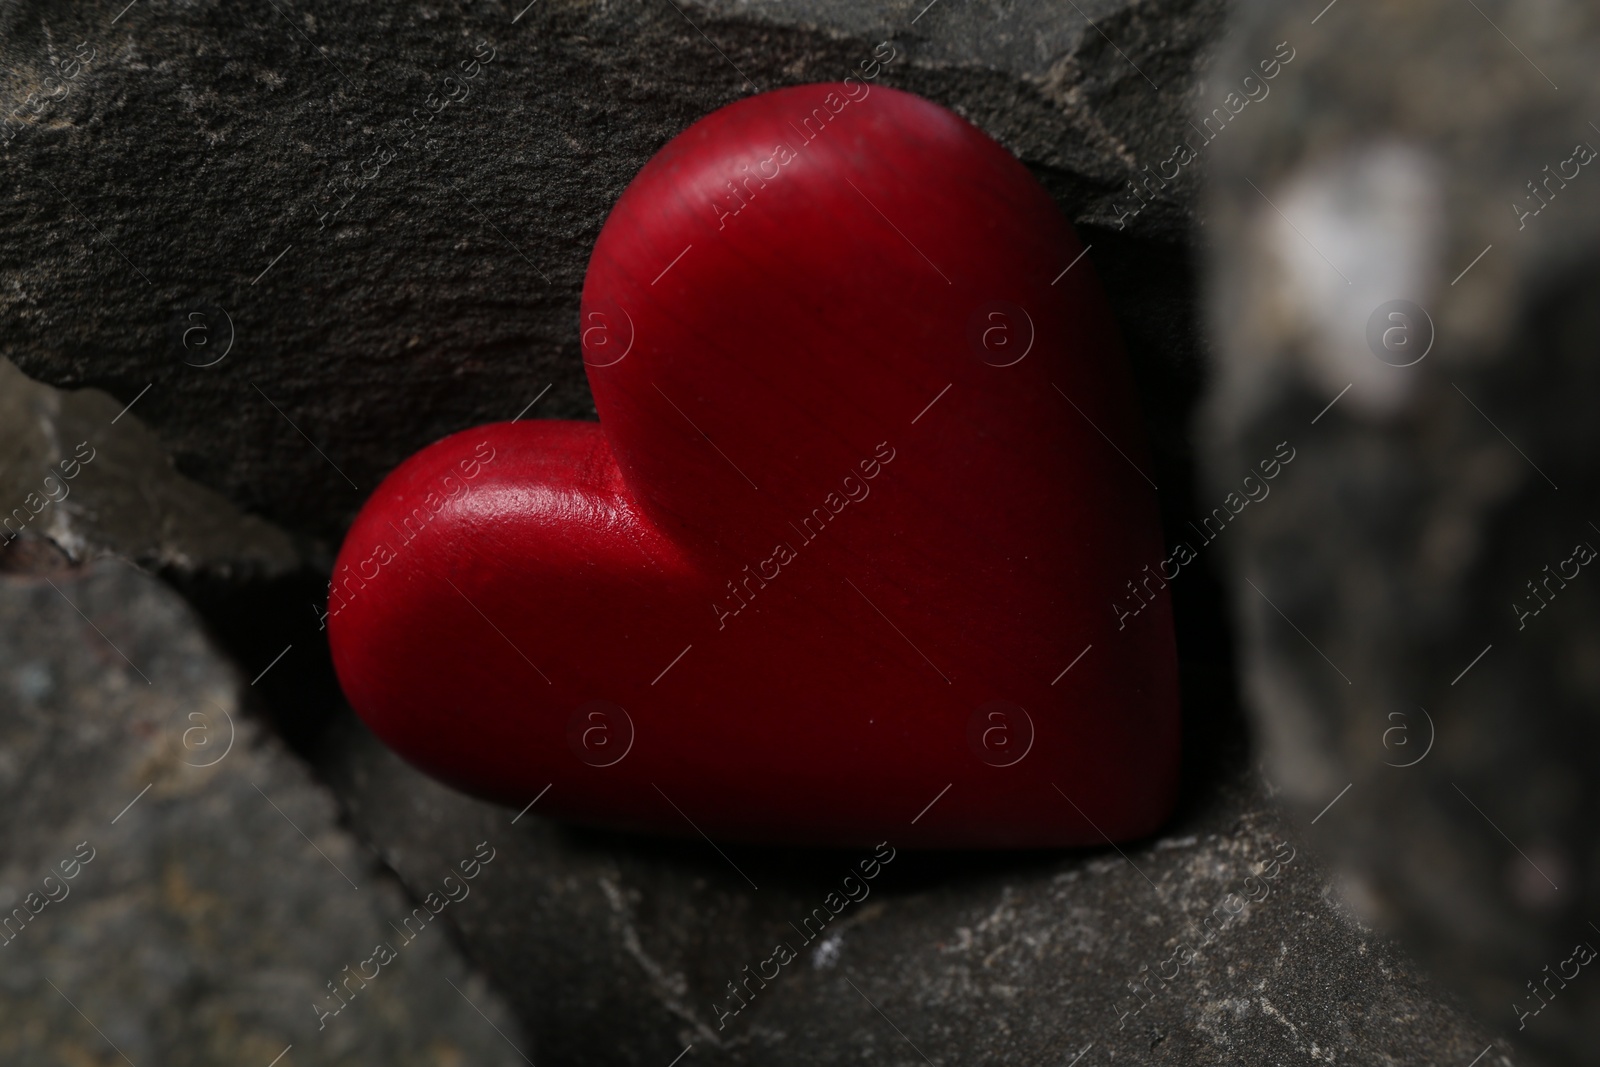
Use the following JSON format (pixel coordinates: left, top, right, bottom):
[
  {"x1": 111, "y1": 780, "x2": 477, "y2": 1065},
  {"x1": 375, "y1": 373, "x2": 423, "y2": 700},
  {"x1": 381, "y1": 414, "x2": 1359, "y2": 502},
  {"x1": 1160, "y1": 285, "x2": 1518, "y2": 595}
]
[
  {"x1": 0, "y1": 0, "x2": 1222, "y2": 548},
  {"x1": 0, "y1": 557, "x2": 529, "y2": 1065},
  {"x1": 1202, "y1": 2, "x2": 1600, "y2": 1064},
  {"x1": 0, "y1": 358, "x2": 298, "y2": 577},
  {"x1": 317, "y1": 693, "x2": 1495, "y2": 1065}
]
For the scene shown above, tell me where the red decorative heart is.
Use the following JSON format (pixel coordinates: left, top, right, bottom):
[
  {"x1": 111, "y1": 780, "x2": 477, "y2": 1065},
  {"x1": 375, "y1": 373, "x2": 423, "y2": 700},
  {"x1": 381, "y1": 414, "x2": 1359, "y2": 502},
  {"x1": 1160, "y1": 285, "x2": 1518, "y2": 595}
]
[{"x1": 328, "y1": 84, "x2": 1178, "y2": 847}]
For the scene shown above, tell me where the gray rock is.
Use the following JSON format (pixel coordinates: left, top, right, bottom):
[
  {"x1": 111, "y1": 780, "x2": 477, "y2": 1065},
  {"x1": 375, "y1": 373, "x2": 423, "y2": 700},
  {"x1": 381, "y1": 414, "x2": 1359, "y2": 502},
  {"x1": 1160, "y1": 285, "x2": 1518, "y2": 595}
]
[
  {"x1": 1201, "y1": 1, "x2": 1600, "y2": 1063},
  {"x1": 0, "y1": 556, "x2": 530, "y2": 1066},
  {"x1": 0, "y1": 357, "x2": 297, "y2": 578},
  {"x1": 317, "y1": 697, "x2": 1493, "y2": 1065},
  {"x1": 0, "y1": 0, "x2": 1220, "y2": 546}
]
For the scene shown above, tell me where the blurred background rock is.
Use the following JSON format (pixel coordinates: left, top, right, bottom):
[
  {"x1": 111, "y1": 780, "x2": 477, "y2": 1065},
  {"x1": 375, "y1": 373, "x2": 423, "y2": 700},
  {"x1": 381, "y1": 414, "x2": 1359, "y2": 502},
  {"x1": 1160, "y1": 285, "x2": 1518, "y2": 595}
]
[
  {"x1": 2, "y1": 0, "x2": 1589, "y2": 1062},
  {"x1": 1204, "y1": 1, "x2": 1600, "y2": 1064}
]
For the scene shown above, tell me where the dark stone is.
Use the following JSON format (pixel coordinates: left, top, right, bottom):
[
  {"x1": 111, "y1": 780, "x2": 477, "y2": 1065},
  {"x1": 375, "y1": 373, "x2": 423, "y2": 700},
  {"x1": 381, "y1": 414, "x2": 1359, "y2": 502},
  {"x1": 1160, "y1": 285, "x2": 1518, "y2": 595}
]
[
  {"x1": 316, "y1": 692, "x2": 1494, "y2": 1064},
  {"x1": 0, "y1": 557, "x2": 530, "y2": 1065},
  {"x1": 0, "y1": 0, "x2": 1219, "y2": 548},
  {"x1": 1201, "y1": 1, "x2": 1600, "y2": 1063},
  {"x1": 0, "y1": 358, "x2": 296, "y2": 578}
]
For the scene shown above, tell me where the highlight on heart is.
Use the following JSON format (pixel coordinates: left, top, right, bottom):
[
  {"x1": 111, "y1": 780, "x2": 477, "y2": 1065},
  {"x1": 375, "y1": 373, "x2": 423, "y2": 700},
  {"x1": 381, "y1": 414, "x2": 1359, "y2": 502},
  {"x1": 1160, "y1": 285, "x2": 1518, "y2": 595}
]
[
  {"x1": 317, "y1": 440, "x2": 499, "y2": 631},
  {"x1": 710, "y1": 41, "x2": 898, "y2": 231}
]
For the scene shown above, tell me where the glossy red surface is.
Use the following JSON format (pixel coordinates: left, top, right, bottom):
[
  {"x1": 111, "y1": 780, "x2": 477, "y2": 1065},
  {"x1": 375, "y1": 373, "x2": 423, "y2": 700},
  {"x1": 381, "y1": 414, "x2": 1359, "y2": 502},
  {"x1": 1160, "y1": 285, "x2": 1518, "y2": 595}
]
[{"x1": 328, "y1": 83, "x2": 1179, "y2": 847}]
